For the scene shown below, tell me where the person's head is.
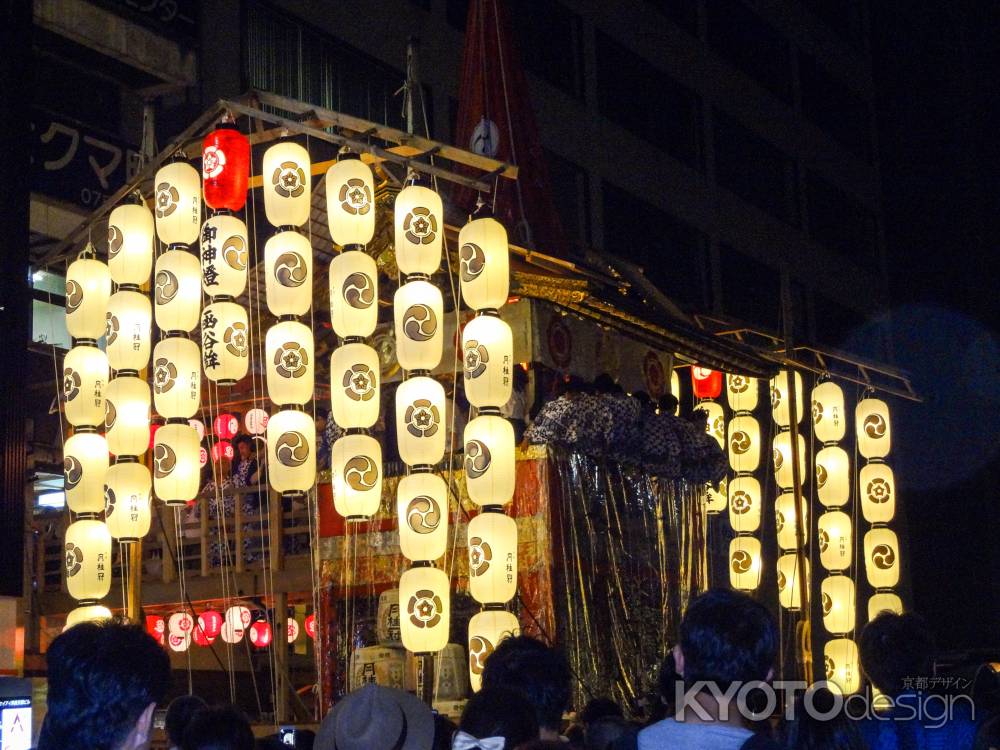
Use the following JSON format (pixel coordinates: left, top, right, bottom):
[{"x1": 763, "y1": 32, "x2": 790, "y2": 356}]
[
  {"x1": 579, "y1": 698, "x2": 622, "y2": 725},
  {"x1": 674, "y1": 589, "x2": 777, "y2": 692},
  {"x1": 583, "y1": 717, "x2": 629, "y2": 750},
  {"x1": 782, "y1": 688, "x2": 865, "y2": 750},
  {"x1": 235, "y1": 436, "x2": 252, "y2": 460},
  {"x1": 39, "y1": 618, "x2": 170, "y2": 750},
  {"x1": 315, "y1": 684, "x2": 433, "y2": 750},
  {"x1": 593, "y1": 374, "x2": 621, "y2": 394},
  {"x1": 181, "y1": 705, "x2": 254, "y2": 750},
  {"x1": 432, "y1": 714, "x2": 457, "y2": 750},
  {"x1": 165, "y1": 695, "x2": 207, "y2": 748},
  {"x1": 860, "y1": 611, "x2": 935, "y2": 696},
  {"x1": 456, "y1": 687, "x2": 539, "y2": 750},
  {"x1": 481, "y1": 635, "x2": 571, "y2": 737},
  {"x1": 656, "y1": 394, "x2": 679, "y2": 414}
]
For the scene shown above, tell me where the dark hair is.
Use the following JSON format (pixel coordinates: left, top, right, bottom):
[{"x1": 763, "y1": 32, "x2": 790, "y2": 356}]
[
  {"x1": 481, "y1": 636, "x2": 571, "y2": 732},
  {"x1": 584, "y1": 717, "x2": 629, "y2": 750},
  {"x1": 166, "y1": 695, "x2": 207, "y2": 746},
  {"x1": 579, "y1": 698, "x2": 623, "y2": 725},
  {"x1": 181, "y1": 705, "x2": 255, "y2": 750},
  {"x1": 38, "y1": 618, "x2": 171, "y2": 750},
  {"x1": 458, "y1": 687, "x2": 539, "y2": 750},
  {"x1": 782, "y1": 688, "x2": 865, "y2": 750},
  {"x1": 859, "y1": 611, "x2": 934, "y2": 696},
  {"x1": 515, "y1": 742, "x2": 566, "y2": 750},
  {"x1": 433, "y1": 713, "x2": 458, "y2": 750},
  {"x1": 678, "y1": 589, "x2": 777, "y2": 689}
]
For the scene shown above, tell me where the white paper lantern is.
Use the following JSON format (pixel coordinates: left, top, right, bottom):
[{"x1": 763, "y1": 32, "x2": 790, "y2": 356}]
[
  {"x1": 729, "y1": 536, "x2": 762, "y2": 591},
  {"x1": 330, "y1": 343, "x2": 380, "y2": 429},
  {"x1": 811, "y1": 381, "x2": 846, "y2": 443},
  {"x1": 815, "y1": 446, "x2": 851, "y2": 508},
  {"x1": 104, "y1": 462, "x2": 151, "y2": 540},
  {"x1": 152, "y1": 337, "x2": 201, "y2": 420},
  {"x1": 154, "y1": 160, "x2": 201, "y2": 246},
  {"x1": 821, "y1": 576, "x2": 856, "y2": 634},
  {"x1": 772, "y1": 431, "x2": 807, "y2": 488},
  {"x1": 189, "y1": 419, "x2": 206, "y2": 440},
  {"x1": 468, "y1": 610, "x2": 520, "y2": 692},
  {"x1": 154, "y1": 249, "x2": 201, "y2": 332},
  {"x1": 200, "y1": 213, "x2": 248, "y2": 297},
  {"x1": 400, "y1": 566, "x2": 450, "y2": 653},
  {"x1": 245, "y1": 409, "x2": 268, "y2": 435},
  {"x1": 266, "y1": 320, "x2": 314, "y2": 406},
  {"x1": 65, "y1": 518, "x2": 112, "y2": 602},
  {"x1": 856, "y1": 398, "x2": 891, "y2": 459},
  {"x1": 818, "y1": 511, "x2": 853, "y2": 571},
  {"x1": 468, "y1": 511, "x2": 517, "y2": 605},
  {"x1": 770, "y1": 371, "x2": 804, "y2": 427},
  {"x1": 464, "y1": 415, "x2": 515, "y2": 507},
  {"x1": 168, "y1": 612, "x2": 195, "y2": 636},
  {"x1": 267, "y1": 410, "x2": 316, "y2": 495},
  {"x1": 458, "y1": 217, "x2": 509, "y2": 310},
  {"x1": 326, "y1": 156, "x2": 375, "y2": 247},
  {"x1": 395, "y1": 183, "x2": 443, "y2": 275},
  {"x1": 64, "y1": 431, "x2": 109, "y2": 515},
  {"x1": 397, "y1": 473, "x2": 449, "y2": 562},
  {"x1": 64, "y1": 604, "x2": 113, "y2": 631},
  {"x1": 728, "y1": 415, "x2": 761, "y2": 473},
  {"x1": 287, "y1": 618, "x2": 300, "y2": 643},
  {"x1": 774, "y1": 491, "x2": 809, "y2": 551},
  {"x1": 864, "y1": 527, "x2": 900, "y2": 588},
  {"x1": 263, "y1": 141, "x2": 311, "y2": 228},
  {"x1": 222, "y1": 606, "x2": 252, "y2": 643},
  {"x1": 395, "y1": 280, "x2": 444, "y2": 372},
  {"x1": 777, "y1": 553, "x2": 810, "y2": 610},
  {"x1": 106, "y1": 290, "x2": 151, "y2": 372},
  {"x1": 201, "y1": 301, "x2": 249, "y2": 385},
  {"x1": 264, "y1": 230, "x2": 312, "y2": 317},
  {"x1": 168, "y1": 632, "x2": 191, "y2": 652},
  {"x1": 153, "y1": 423, "x2": 201, "y2": 504},
  {"x1": 669, "y1": 369, "x2": 680, "y2": 415},
  {"x1": 725, "y1": 374, "x2": 758, "y2": 413},
  {"x1": 396, "y1": 377, "x2": 446, "y2": 467},
  {"x1": 331, "y1": 434, "x2": 382, "y2": 518},
  {"x1": 64, "y1": 345, "x2": 108, "y2": 428},
  {"x1": 108, "y1": 203, "x2": 154, "y2": 285},
  {"x1": 462, "y1": 314, "x2": 513, "y2": 409},
  {"x1": 105, "y1": 376, "x2": 150, "y2": 457},
  {"x1": 824, "y1": 638, "x2": 861, "y2": 694},
  {"x1": 329, "y1": 250, "x2": 378, "y2": 338},
  {"x1": 859, "y1": 462, "x2": 896, "y2": 523},
  {"x1": 705, "y1": 478, "x2": 727, "y2": 515},
  {"x1": 867, "y1": 592, "x2": 903, "y2": 620},
  {"x1": 66, "y1": 257, "x2": 111, "y2": 340},
  {"x1": 701, "y1": 401, "x2": 726, "y2": 449},
  {"x1": 728, "y1": 476, "x2": 761, "y2": 533}
]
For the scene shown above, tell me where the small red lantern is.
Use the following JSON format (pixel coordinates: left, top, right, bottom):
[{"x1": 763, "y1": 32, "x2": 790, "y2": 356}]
[
  {"x1": 304, "y1": 613, "x2": 317, "y2": 640},
  {"x1": 148, "y1": 423, "x2": 161, "y2": 450},
  {"x1": 202, "y1": 122, "x2": 250, "y2": 212},
  {"x1": 249, "y1": 620, "x2": 272, "y2": 648},
  {"x1": 214, "y1": 414, "x2": 238, "y2": 440},
  {"x1": 146, "y1": 615, "x2": 165, "y2": 645},
  {"x1": 691, "y1": 367, "x2": 723, "y2": 400},
  {"x1": 199, "y1": 609, "x2": 223, "y2": 640},
  {"x1": 211, "y1": 440, "x2": 233, "y2": 462},
  {"x1": 192, "y1": 626, "x2": 212, "y2": 647}
]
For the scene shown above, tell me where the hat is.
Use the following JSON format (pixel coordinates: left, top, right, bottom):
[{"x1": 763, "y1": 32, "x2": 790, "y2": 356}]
[{"x1": 316, "y1": 684, "x2": 434, "y2": 750}]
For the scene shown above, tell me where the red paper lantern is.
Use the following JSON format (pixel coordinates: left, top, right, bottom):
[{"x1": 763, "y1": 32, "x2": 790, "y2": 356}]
[
  {"x1": 691, "y1": 367, "x2": 723, "y2": 400},
  {"x1": 211, "y1": 440, "x2": 233, "y2": 462},
  {"x1": 213, "y1": 414, "x2": 239, "y2": 440},
  {"x1": 249, "y1": 620, "x2": 272, "y2": 648},
  {"x1": 202, "y1": 123, "x2": 250, "y2": 212},
  {"x1": 199, "y1": 609, "x2": 223, "y2": 640},
  {"x1": 148, "y1": 423, "x2": 161, "y2": 450},
  {"x1": 304, "y1": 613, "x2": 317, "y2": 640},
  {"x1": 146, "y1": 615, "x2": 165, "y2": 645},
  {"x1": 192, "y1": 626, "x2": 213, "y2": 647}
]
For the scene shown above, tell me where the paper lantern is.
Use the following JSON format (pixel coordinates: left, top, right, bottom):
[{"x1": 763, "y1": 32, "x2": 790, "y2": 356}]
[
  {"x1": 192, "y1": 626, "x2": 212, "y2": 647},
  {"x1": 104, "y1": 461, "x2": 151, "y2": 541},
  {"x1": 396, "y1": 376, "x2": 446, "y2": 467},
  {"x1": 331, "y1": 433, "x2": 382, "y2": 518},
  {"x1": 64, "y1": 345, "x2": 108, "y2": 427},
  {"x1": 145, "y1": 614, "x2": 166, "y2": 643},
  {"x1": 199, "y1": 446, "x2": 209, "y2": 466},
  {"x1": 108, "y1": 203, "x2": 153, "y2": 285},
  {"x1": 774, "y1": 492, "x2": 809, "y2": 550},
  {"x1": 267, "y1": 410, "x2": 316, "y2": 494},
  {"x1": 868, "y1": 592, "x2": 903, "y2": 620},
  {"x1": 64, "y1": 605, "x2": 113, "y2": 631},
  {"x1": 64, "y1": 518, "x2": 112, "y2": 602},
  {"x1": 105, "y1": 376, "x2": 150, "y2": 457},
  {"x1": 468, "y1": 610, "x2": 520, "y2": 692},
  {"x1": 168, "y1": 632, "x2": 191, "y2": 652},
  {"x1": 214, "y1": 413, "x2": 239, "y2": 440},
  {"x1": 399, "y1": 566, "x2": 450, "y2": 653},
  {"x1": 222, "y1": 606, "x2": 252, "y2": 643},
  {"x1": 691, "y1": 368, "x2": 722, "y2": 399},
  {"x1": 727, "y1": 415, "x2": 761, "y2": 473},
  {"x1": 106, "y1": 290, "x2": 151, "y2": 372},
  {"x1": 859, "y1": 462, "x2": 896, "y2": 524},
  {"x1": 825, "y1": 638, "x2": 861, "y2": 694},
  {"x1": 264, "y1": 230, "x2": 312, "y2": 317},
  {"x1": 202, "y1": 122, "x2": 250, "y2": 212},
  {"x1": 818, "y1": 511, "x2": 853, "y2": 571},
  {"x1": 220, "y1": 623, "x2": 243, "y2": 645},
  {"x1": 199, "y1": 609, "x2": 223, "y2": 640},
  {"x1": 154, "y1": 160, "x2": 201, "y2": 246},
  {"x1": 776, "y1": 553, "x2": 810, "y2": 610},
  {"x1": 821, "y1": 576, "x2": 856, "y2": 634},
  {"x1": 704, "y1": 478, "x2": 727, "y2": 515},
  {"x1": 770, "y1": 371, "x2": 804, "y2": 427},
  {"x1": 329, "y1": 250, "x2": 378, "y2": 338},
  {"x1": 856, "y1": 398, "x2": 891, "y2": 459},
  {"x1": 153, "y1": 423, "x2": 201, "y2": 504},
  {"x1": 395, "y1": 280, "x2": 444, "y2": 372},
  {"x1": 864, "y1": 527, "x2": 900, "y2": 588},
  {"x1": 397, "y1": 473, "x2": 449, "y2": 562},
  {"x1": 249, "y1": 620, "x2": 273, "y2": 648},
  {"x1": 330, "y1": 343, "x2": 380, "y2": 429},
  {"x1": 326, "y1": 155, "x2": 375, "y2": 247},
  {"x1": 211, "y1": 440, "x2": 233, "y2": 462},
  {"x1": 462, "y1": 314, "x2": 513, "y2": 408},
  {"x1": 811, "y1": 381, "x2": 846, "y2": 443},
  {"x1": 701, "y1": 401, "x2": 726, "y2": 449},
  {"x1": 728, "y1": 476, "x2": 761, "y2": 533},
  {"x1": 263, "y1": 141, "x2": 311, "y2": 228},
  {"x1": 726, "y1": 374, "x2": 758, "y2": 413},
  {"x1": 189, "y1": 419, "x2": 206, "y2": 440},
  {"x1": 66, "y1": 257, "x2": 111, "y2": 340},
  {"x1": 265, "y1": 320, "x2": 314, "y2": 406},
  {"x1": 64, "y1": 431, "x2": 108, "y2": 515},
  {"x1": 728, "y1": 536, "x2": 762, "y2": 591},
  {"x1": 245, "y1": 408, "x2": 269, "y2": 435},
  {"x1": 287, "y1": 618, "x2": 300, "y2": 643},
  {"x1": 395, "y1": 183, "x2": 443, "y2": 275},
  {"x1": 464, "y1": 415, "x2": 515, "y2": 507},
  {"x1": 153, "y1": 249, "x2": 200, "y2": 333},
  {"x1": 152, "y1": 337, "x2": 201, "y2": 419},
  {"x1": 459, "y1": 217, "x2": 509, "y2": 310},
  {"x1": 168, "y1": 612, "x2": 194, "y2": 636},
  {"x1": 200, "y1": 213, "x2": 248, "y2": 297},
  {"x1": 815, "y1": 446, "x2": 851, "y2": 507},
  {"x1": 468, "y1": 511, "x2": 518, "y2": 605},
  {"x1": 772, "y1": 432, "x2": 807, "y2": 488},
  {"x1": 305, "y1": 613, "x2": 317, "y2": 639},
  {"x1": 201, "y1": 301, "x2": 249, "y2": 385}
]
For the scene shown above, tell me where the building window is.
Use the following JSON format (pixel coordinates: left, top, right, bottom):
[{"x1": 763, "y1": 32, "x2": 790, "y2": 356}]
[
  {"x1": 545, "y1": 149, "x2": 591, "y2": 248},
  {"x1": 31, "y1": 269, "x2": 71, "y2": 350},
  {"x1": 706, "y1": 0, "x2": 793, "y2": 103},
  {"x1": 806, "y1": 170, "x2": 878, "y2": 264},
  {"x1": 719, "y1": 244, "x2": 781, "y2": 330},
  {"x1": 799, "y1": 0, "x2": 866, "y2": 50},
  {"x1": 713, "y1": 110, "x2": 799, "y2": 225},
  {"x1": 799, "y1": 52, "x2": 873, "y2": 162},
  {"x1": 595, "y1": 31, "x2": 704, "y2": 169},
  {"x1": 643, "y1": 0, "x2": 700, "y2": 36}
]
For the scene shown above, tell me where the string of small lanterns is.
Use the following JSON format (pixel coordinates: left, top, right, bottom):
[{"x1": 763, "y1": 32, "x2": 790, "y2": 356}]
[{"x1": 725, "y1": 372, "x2": 764, "y2": 592}]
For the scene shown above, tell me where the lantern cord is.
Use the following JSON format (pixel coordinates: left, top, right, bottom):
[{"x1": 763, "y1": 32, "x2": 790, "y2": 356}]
[
  {"x1": 119, "y1": 541, "x2": 128, "y2": 617},
  {"x1": 175, "y1": 506, "x2": 195, "y2": 693}
]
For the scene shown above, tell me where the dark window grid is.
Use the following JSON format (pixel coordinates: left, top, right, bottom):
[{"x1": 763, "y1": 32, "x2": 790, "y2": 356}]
[
  {"x1": 705, "y1": 0, "x2": 794, "y2": 103},
  {"x1": 805, "y1": 169, "x2": 877, "y2": 265},
  {"x1": 718, "y1": 243, "x2": 782, "y2": 330},
  {"x1": 798, "y1": 51, "x2": 873, "y2": 162},
  {"x1": 643, "y1": 0, "x2": 700, "y2": 36},
  {"x1": 545, "y1": 149, "x2": 592, "y2": 246}
]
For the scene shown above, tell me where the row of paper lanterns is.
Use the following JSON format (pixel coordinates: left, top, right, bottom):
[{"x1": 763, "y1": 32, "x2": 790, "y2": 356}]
[{"x1": 147, "y1": 608, "x2": 317, "y2": 651}]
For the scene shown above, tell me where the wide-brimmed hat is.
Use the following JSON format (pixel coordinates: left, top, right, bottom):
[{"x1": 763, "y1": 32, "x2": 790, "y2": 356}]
[{"x1": 316, "y1": 684, "x2": 434, "y2": 750}]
